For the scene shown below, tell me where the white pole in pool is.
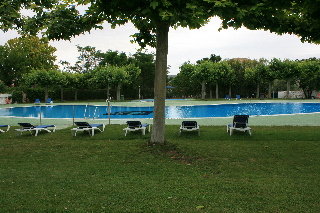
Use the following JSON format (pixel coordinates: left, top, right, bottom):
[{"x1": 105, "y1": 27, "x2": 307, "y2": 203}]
[
  {"x1": 84, "y1": 104, "x2": 87, "y2": 118},
  {"x1": 93, "y1": 107, "x2": 98, "y2": 120},
  {"x1": 39, "y1": 106, "x2": 42, "y2": 125},
  {"x1": 72, "y1": 105, "x2": 75, "y2": 125},
  {"x1": 107, "y1": 98, "x2": 111, "y2": 125}
]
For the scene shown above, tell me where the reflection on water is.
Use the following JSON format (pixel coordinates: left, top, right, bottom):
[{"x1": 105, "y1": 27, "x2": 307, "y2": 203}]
[{"x1": 0, "y1": 103, "x2": 320, "y2": 119}]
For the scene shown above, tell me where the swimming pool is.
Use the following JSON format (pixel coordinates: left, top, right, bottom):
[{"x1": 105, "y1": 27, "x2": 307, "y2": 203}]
[{"x1": 1, "y1": 103, "x2": 320, "y2": 119}]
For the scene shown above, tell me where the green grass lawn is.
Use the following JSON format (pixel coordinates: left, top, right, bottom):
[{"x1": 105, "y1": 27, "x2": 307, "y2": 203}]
[{"x1": 1, "y1": 125, "x2": 320, "y2": 212}]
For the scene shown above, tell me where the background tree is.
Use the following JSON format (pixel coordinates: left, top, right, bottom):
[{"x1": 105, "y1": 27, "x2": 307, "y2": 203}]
[
  {"x1": 257, "y1": 59, "x2": 276, "y2": 98},
  {"x1": 244, "y1": 62, "x2": 267, "y2": 98},
  {"x1": 226, "y1": 58, "x2": 259, "y2": 98},
  {"x1": 218, "y1": 61, "x2": 235, "y2": 98},
  {"x1": 270, "y1": 59, "x2": 299, "y2": 98},
  {"x1": 192, "y1": 61, "x2": 213, "y2": 99},
  {"x1": 171, "y1": 63, "x2": 198, "y2": 98},
  {"x1": 0, "y1": 36, "x2": 57, "y2": 86},
  {"x1": 196, "y1": 54, "x2": 222, "y2": 64},
  {"x1": 0, "y1": 80, "x2": 7, "y2": 93},
  {"x1": 65, "y1": 73, "x2": 88, "y2": 101},
  {"x1": 129, "y1": 52, "x2": 155, "y2": 99},
  {"x1": 22, "y1": 69, "x2": 65, "y2": 101},
  {"x1": 90, "y1": 66, "x2": 113, "y2": 99},
  {"x1": 61, "y1": 45, "x2": 102, "y2": 73},
  {"x1": 297, "y1": 60, "x2": 320, "y2": 98},
  {"x1": 99, "y1": 50, "x2": 129, "y2": 67}
]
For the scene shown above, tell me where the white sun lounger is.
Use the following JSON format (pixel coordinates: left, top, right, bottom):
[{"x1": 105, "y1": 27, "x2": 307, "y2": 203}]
[
  {"x1": 179, "y1": 121, "x2": 200, "y2": 136},
  {"x1": 227, "y1": 115, "x2": 252, "y2": 136},
  {"x1": 72, "y1": 122, "x2": 105, "y2": 136},
  {"x1": 16, "y1": 123, "x2": 56, "y2": 136},
  {"x1": 123, "y1": 121, "x2": 150, "y2": 136}
]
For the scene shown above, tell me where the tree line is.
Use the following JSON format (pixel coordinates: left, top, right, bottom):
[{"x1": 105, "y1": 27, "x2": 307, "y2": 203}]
[
  {"x1": 171, "y1": 57, "x2": 320, "y2": 99},
  {"x1": 0, "y1": 36, "x2": 155, "y2": 102}
]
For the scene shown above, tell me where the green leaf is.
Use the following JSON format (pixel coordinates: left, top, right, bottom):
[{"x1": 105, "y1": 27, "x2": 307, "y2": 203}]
[{"x1": 150, "y1": 1, "x2": 159, "y2": 10}]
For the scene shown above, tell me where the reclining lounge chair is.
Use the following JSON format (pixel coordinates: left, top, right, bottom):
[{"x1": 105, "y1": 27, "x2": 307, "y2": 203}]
[
  {"x1": 123, "y1": 121, "x2": 150, "y2": 136},
  {"x1": 16, "y1": 123, "x2": 56, "y2": 136},
  {"x1": 227, "y1": 115, "x2": 252, "y2": 136},
  {"x1": 45, "y1": 98, "x2": 53, "y2": 104},
  {"x1": 34, "y1": 99, "x2": 41, "y2": 104},
  {"x1": 0, "y1": 125, "x2": 10, "y2": 133},
  {"x1": 72, "y1": 122, "x2": 105, "y2": 136},
  {"x1": 179, "y1": 121, "x2": 200, "y2": 136}
]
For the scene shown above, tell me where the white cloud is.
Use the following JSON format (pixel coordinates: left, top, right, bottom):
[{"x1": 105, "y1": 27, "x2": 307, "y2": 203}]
[{"x1": 1, "y1": 17, "x2": 320, "y2": 75}]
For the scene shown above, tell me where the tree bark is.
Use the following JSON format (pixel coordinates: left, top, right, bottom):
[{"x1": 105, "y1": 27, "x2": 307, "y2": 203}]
[
  {"x1": 228, "y1": 86, "x2": 232, "y2": 97},
  {"x1": 201, "y1": 81, "x2": 206, "y2": 99},
  {"x1": 286, "y1": 80, "x2": 291, "y2": 98},
  {"x1": 215, "y1": 83, "x2": 219, "y2": 99},
  {"x1": 150, "y1": 22, "x2": 169, "y2": 145},
  {"x1": 209, "y1": 89, "x2": 212, "y2": 99},
  {"x1": 256, "y1": 84, "x2": 260, "y2": 99},
  {"x1": 75, "y1": 89, "x2": 78, "y2": 101},
  {"x1": 60, "y1": 86, "x2": 64, "y2": 101},
  {"x1": 268, "y1": 82, "x2": 272, "y2": 98},
  {"x1": 45, "y1": 87, "x2": 49, "y2": 101},
  {"x1": 22, "y1": 91, "x2": 27, "y2": 103},
  {"x1": 117, "y1": 83, "x2": 121, "y2": 101}
]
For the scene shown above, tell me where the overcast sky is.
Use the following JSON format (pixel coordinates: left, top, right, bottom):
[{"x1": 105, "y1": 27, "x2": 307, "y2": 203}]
[{"x1": 1, "y1": 17, "x2": 320, "y2": 75}]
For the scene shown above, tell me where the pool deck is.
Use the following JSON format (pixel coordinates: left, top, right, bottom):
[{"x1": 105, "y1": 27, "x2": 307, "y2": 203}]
[{"x1": 1, "y1": 99, "x2": 320, "y2": 128}]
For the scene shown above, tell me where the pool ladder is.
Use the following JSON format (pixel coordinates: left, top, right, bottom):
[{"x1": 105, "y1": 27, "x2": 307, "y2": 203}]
[{"x1": 84, "y1": 104, "x2": 100, "y2": 120}]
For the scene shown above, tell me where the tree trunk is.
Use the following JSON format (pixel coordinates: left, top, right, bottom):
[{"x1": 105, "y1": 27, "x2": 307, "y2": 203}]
[
  {"x1": 209, "y1": 89, "x2": 212, "y2": 99},
  {"x1": 268, "y1": 82, "x2": 272, "y2": 99},
  {"x1": 116, "y1": 83, "x2": 121, "y2": 101},
  {"x1": 201, "y1": 81, "x2": 206, "y2": 99},
  {"x1": 60, "y1": 86, "x2": 64, "y2": 101},
  {"x1": 45, "y1": 87, "x2": 49, "y2": 101},
  {"x1": 215, "y1": 83, "x2": 219, "y2": 99},
  {"x1": 22, "y1": 91, "x2": 27, "y2": 103},
  {"x1": 286, "y1": 80, "x2": 291, "y2": 98},
  {"x1": 256, "y1": 84, "x2": 260, "y2": 99},
  {"x1": 228, "y1": 86, "x2": 232, "y2": 97},
  {"x1": 150, "y1": 22, "x2": 169, "y2": 145},
  {"x1": 75, "y1": 89, "x2": 78, "y2": 101}
]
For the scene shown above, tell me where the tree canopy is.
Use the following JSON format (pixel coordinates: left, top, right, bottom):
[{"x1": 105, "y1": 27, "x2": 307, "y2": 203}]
[
  {"x1": 1, "y1": 0, "x2": 319, "y2": 144},
  {"x1": 0, "y1": 36, "x2": 57, "y2": 86}
]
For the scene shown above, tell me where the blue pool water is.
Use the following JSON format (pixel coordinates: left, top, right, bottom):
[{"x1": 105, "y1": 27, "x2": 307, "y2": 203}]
[{"x1": 0, "y1": 103, "x2": 320, "y2": 119}]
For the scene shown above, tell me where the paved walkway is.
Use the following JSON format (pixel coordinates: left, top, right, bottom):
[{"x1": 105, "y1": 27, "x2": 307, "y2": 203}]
[{"x1": 1, "y1": 99, "x2": 320, "y2": 128}]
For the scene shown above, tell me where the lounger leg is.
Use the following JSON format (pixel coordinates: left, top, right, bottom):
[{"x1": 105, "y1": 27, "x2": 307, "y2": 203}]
[
  {"x1": 229, "y1": 129, "x2": 233, "y2": 136},
  {"x1": 92, "y1": 129, "x2": 95, "y2": 136},
  {"x1": 3, "y1": 125, "x2": 10, "y2": 132},
  {"x1": 142, "y1": 129, "x2": 145, "y2": 135},
  {"x1": 125, "y1": 130, "x2": 127, "y2": 136},
  {"x1": 248, "y1": 129, "x2": 252, "y2": 136},
  {"x1": 43, "y1": 129, "x2": 51, "y2": 133},
  {"x1": 35, "y1": 130, "x2": 39, "y2": 136},
  {"x1": 0, "y1": 129, "x2": 4, "y2": 133}
]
